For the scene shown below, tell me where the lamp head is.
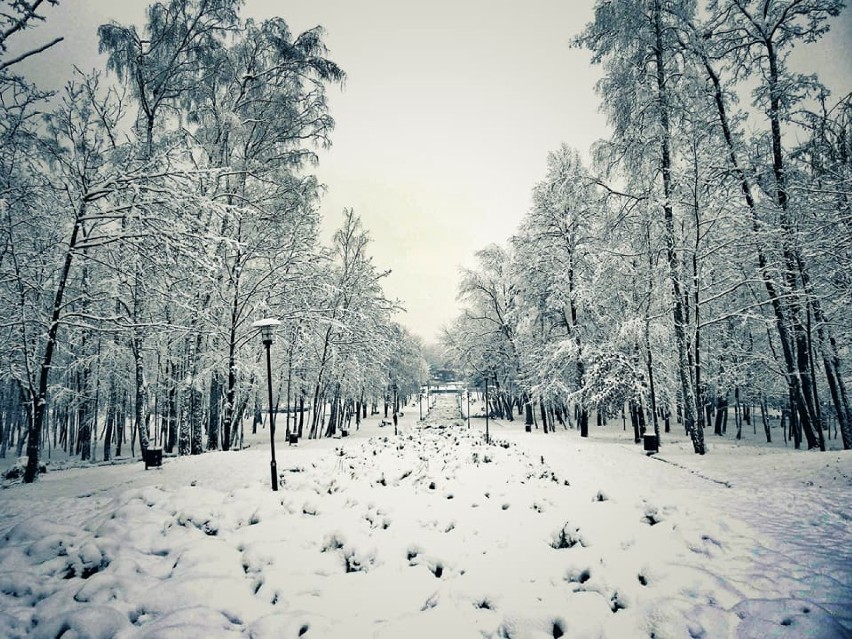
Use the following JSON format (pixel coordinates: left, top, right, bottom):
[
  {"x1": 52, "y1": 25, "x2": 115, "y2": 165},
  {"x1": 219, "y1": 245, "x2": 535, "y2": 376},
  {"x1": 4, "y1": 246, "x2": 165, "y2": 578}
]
[{"x1": 252, "y1": 318, "x2": 280, "y2": 346}]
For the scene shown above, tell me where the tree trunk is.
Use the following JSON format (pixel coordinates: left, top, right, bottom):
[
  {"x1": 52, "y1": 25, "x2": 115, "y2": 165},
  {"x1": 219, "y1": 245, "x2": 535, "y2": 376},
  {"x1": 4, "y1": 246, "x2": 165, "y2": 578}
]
[
  {"x1": 132, "y1": 261, "x2": 150, "y2": 458},
  {"x1": 630, "y1": 400, "x2": 641, "y2": 444},
  {"x1": 789, "y1": 393, "x2": 801, "y2": 449},
  {"x1": 714, "y1": 393, "x2": 727, "y2": 436},
  {"x1": 115, "y1": 393, "x2": 125, "y2": 457},
  {"x1": 221, "y1": 314, "x2": 239, "y2": 452},
  {"x1": 206, "y1": 372, "x2": 221, "y2": 450},
  {"x1": 178, "y1": 381, "x2": 190, "y2": 456},
  {"x1": 734, "y1": 387, "x2": 743, "y2": 440},
  {"x1": 190, "y1": 385, "x2": 203, "y2": 455},
  {"x1": 310, "y1": 326, "x2": 333, "y2": 438},
  {"x1": 103, "y1": 383, "x2": 117, "y2": 462},
  {"x1": 0, "y1": 394, "x2": 7, "y2": 460},
  {"x1": 501, "y1": 394, "x2": 513, "y2": 421},
  {"x1": 652, "y1": 0, "x2": 703, "y2": 455},
  {"x1": 165, "y1": 383, "x2": 177, "y2": 453},
  {"x1": 24, "y1": 209, "x2": 85, "y2": 482},
  {"x1": 310, "y1": 386, "x2": 326, "y2": 439},
  {"x1": 285, "y1": 340, "x2": 293, "y2": 438},
  {"x1": 232, "y1": 394, "x2": 249, "y2": 450},
  {"x1": 798, "y1": 272, "x2": 846, "y2": 448},
  {"x1": 325, "y1": 383, "x2": 341, "y2": 438},
  {"x1": 298, "y1": 392, "x2": 306, "y2": 437},
  {"x1": 763, "y1": 40, "x2": 821, "y2": 447},
  {"x1": 760, "y1": 394, "x2": 771, "y2": 443},
  {"x1": 77, "y1": 370, "x2": 92, "y2": 462}
]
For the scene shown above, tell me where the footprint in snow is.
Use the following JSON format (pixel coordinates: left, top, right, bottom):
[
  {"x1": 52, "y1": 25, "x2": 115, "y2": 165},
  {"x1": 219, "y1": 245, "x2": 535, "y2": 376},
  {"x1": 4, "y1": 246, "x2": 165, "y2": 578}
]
[
  {"x1": 688, "y1": 533, "x2": 724, "y2": 557},
  {"x1": 565, "y1": 567, "x2": 591, "y2": 584},
  {"x1": 421, "y1": 593, "x2": 439, "y2": 610},
  {"x1": 640, "y1": 504, "x2": 663, "y2": 526},
  {"x1": 551, "y1": 523, "x2": 587, "y2": 549}
]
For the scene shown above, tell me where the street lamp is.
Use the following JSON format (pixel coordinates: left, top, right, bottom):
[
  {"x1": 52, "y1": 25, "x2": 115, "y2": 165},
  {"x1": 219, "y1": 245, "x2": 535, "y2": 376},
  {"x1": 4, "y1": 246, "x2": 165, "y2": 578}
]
[
  {"x1": 484, "y1": 377, "x2": 490, "y2": 444},
  {"x1": 466, "y1": 388, "x2": 470, "y2": 428},
  {"x1": 252, "y1": 318, "x2": 280, "y2": 491},
  {"x1": 392, "y1": 382, "x2": 399, "y2": 436}
]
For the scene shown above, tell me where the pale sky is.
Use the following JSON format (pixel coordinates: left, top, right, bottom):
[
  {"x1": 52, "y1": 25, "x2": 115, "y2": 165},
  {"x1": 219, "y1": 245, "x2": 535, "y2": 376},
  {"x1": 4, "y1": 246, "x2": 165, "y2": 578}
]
[{"x1": 13, "y1": 1, "x2": 852, "y2": 344}]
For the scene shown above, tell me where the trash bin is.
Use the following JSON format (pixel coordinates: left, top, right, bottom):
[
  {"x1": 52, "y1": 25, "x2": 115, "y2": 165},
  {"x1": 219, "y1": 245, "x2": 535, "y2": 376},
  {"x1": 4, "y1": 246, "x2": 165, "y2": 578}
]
[
  {"x1": 144, "y1": 447, "x2": 163, "y2": 469},
  {"x1": 643, "y1": 432, "x2": 658, "y2": 454}
]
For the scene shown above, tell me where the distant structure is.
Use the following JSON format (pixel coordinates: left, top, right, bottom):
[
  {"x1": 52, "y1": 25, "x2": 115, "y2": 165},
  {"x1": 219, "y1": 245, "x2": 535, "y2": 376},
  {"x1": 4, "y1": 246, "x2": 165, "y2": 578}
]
[
  {"x1": 425, "y1": 382, "x2": 464, "y2": 394},
  {"x1": 425, "y1": 366, "x2": 463, "y2": 394},
  {"x1": 430, "y1": 367, "x2": 458, "y2": 384}
]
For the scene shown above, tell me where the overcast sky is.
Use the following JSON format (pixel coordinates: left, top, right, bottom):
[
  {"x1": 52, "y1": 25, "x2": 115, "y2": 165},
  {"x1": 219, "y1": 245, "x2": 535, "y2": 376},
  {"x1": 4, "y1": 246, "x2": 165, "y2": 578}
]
[{"x1": 15, "y1": 0, "x2": 852, "y2": 344}]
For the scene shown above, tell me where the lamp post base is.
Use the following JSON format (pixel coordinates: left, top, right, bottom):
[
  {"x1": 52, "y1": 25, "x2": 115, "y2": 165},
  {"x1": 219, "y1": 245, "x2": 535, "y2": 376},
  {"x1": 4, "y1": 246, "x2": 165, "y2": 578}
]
[{"x1": 270, "y1": 459, "x2": 279, "y2": 491}]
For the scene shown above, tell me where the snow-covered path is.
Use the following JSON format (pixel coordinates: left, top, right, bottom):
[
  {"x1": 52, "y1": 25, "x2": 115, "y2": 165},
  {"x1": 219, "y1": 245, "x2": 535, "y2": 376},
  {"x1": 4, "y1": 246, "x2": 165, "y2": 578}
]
[{"x1": 1, "y1": 395, "x2": 849, "y2": 638}]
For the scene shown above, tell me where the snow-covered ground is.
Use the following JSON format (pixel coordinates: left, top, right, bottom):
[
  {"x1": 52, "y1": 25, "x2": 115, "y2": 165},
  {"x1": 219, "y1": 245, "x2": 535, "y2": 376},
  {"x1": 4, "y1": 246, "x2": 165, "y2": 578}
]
[{"x1": 1, "y1": 396, "x2": 849, "y2": 638}]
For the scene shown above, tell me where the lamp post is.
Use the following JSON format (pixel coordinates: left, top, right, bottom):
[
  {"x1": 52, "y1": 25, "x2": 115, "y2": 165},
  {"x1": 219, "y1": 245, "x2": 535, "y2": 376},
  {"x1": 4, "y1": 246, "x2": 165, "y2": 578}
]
[
  {"x1": 392, "y1": 382, "x2": 399, "y2": 436},
  {"x1": 484, "y1": 377, "x2": 490, "y2": 444},
  {"x1": 467, "y1": 388, "x2": 470, "y2": 428},
  {"x1": 252, "y1": 318, "x2": 280, "y2": 491},
  {"x1": 419, "y1": 391, "x2": 423, "y2": 421}
]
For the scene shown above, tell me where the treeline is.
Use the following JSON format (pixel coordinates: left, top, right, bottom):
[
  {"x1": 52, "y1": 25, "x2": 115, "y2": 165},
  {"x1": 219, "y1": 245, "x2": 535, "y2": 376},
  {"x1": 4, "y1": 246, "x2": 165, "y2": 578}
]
[
  {"x1": 443, "y1": 0, "x2": 851, "y2": 453},
  {"x1": 0, "y1": 0, "x2": 427, "y2": 482}
]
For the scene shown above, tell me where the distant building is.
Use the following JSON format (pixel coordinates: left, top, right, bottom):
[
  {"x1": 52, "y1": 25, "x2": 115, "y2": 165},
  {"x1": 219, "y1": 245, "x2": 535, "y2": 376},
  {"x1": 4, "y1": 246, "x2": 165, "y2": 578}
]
[
  {"x1": 430, "y1": 367, "x2": 457, "y2": 384},
  {"x1": 423, "y1": 381, "x2": 463, "y2": 395}
]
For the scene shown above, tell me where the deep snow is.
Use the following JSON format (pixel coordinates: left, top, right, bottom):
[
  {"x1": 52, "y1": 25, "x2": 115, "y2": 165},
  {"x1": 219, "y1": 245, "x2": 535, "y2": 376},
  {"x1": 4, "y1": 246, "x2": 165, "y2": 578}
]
[{"x1": 1, "y1": 395, "x2": 850, "y2": 638}]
